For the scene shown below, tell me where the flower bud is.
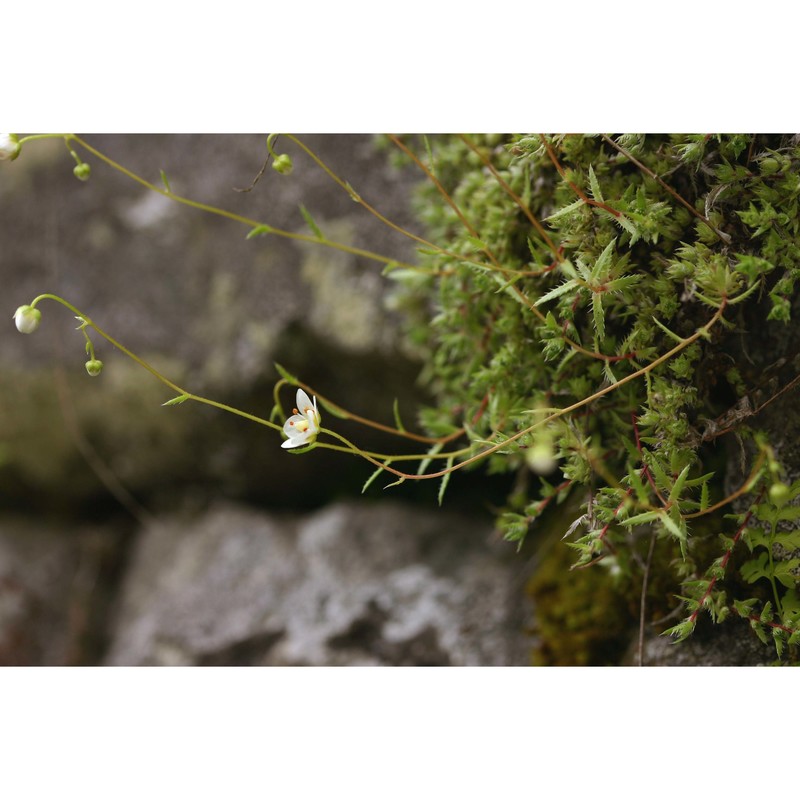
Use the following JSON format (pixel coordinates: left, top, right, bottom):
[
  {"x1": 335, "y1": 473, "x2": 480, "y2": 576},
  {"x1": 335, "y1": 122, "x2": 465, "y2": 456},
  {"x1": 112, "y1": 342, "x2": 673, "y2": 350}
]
[
  {"x1": 85, "y1": 358, "x2": 104, "y2": 377},
  {"x1": 759, "y1": 157, "x2": 780, "y2": 175},
  {"x1": 13, "y1": 305, "x2": 42, "y2": 334},
  {"x1": 769, "y1": 481, "x2": 791, "y2": 508},
  {"x1": 73, "y1": 162, "x2": 91, "y2": 181},
  {"x1": 272, "y1": 154, "x2": 293, "y2": 175},
  {"x1": 526, "y1": 440, "x2": 557, "y2": 475},
  {"x1": 0, "y1": 133, "x2": 21, "y2": 162}
]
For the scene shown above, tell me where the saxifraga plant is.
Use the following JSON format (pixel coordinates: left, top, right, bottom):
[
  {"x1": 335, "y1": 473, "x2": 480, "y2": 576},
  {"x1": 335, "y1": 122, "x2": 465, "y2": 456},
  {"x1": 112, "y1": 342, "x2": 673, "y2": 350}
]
[
  {"x1": 6, "y1": 133, "x2": 800, "y2": 663},
  {"x1": 387, "y1": 134, "x2": 800, "y2": 663}
]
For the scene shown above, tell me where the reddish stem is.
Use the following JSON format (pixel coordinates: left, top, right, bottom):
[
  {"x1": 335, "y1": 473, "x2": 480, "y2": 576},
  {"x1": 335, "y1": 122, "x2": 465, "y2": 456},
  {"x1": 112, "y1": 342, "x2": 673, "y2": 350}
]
[
  {"x1": 539, "y1": 135, "x2": 621, "y2": 218},
  {"x1": 632, "y1": 412, "x2": 667, "y2": 505},
  {"x1": 688, "y1": 489, "x2": 765, "y2": 626},
  {"x1": 471, "y1": 391, "x2": 491, "y2": 426}
]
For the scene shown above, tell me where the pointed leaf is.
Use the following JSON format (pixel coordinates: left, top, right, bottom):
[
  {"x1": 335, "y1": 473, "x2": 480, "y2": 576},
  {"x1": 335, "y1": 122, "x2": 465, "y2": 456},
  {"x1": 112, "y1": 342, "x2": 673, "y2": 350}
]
[
  {"x1": 620, "y1": 510, "x2": 662, "y2": 526},
  {"x1": 545, "y1": 198, "x2": 583, "y2": 221},
  {"x1": 162, "y1": 393, "x2": 191, "y2": 406},
  {"x1": 534, "y1": 279, "x2": 579, "y2": 306},
  {"x1": 299, "y1": 204, "x2": 323, "y2": 239},
  {"x1": 392, "y1": 398, "x2": 407, "y2": 433},
  {"x1": 315, "y1": 396, "x2": 348, "y2": 419},
  {"x1": 615, "y1": 214, "x2": 640, "y2": 244},
  {"x1": 587, "y1": 164, "x2": 604, "y2": 203},
  {"x1": 668, "y1": 464, "x2": 692, "y2": 505},
  {"x1": 246, "y1": 225, "x2": 273, "y2": 239},
  {"x1": 592, "y1": 292, "x2": 605, "y2": 340},
  {"x1": 661, "y1": 509, "x2": 687, "y2": 542},
  {"x1": 363, "y1": 461, "x2": 393, "y2": 493},
  {"x1": 418, "y1": 441, "x2": 445, "y2": 476},
  {"x1": 274, "y1": 362, "x2": 299, "y2": 384},
  {"x1": 438, "y1": 457, "x2": 455, "y2": 506},
  {"x1": 591, "y1": 238, "x2": 616, "y2": 282}
]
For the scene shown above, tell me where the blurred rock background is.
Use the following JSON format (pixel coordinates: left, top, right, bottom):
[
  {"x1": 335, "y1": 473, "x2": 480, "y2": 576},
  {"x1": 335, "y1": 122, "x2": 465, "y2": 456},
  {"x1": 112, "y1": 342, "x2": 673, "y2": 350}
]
[{"x1": 0, "y1": 134, "x2": 532, "y2": 665}]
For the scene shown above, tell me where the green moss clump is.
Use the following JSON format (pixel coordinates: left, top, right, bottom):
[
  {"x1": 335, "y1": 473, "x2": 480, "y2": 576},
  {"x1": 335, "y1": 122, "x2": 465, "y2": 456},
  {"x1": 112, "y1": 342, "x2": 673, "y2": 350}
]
[
  {"x1": 527, "y1": 534, "x2": 634, "y2": 666},
  {"x1": 391, "y1": 134, "x2": 800, "y2": 660}
]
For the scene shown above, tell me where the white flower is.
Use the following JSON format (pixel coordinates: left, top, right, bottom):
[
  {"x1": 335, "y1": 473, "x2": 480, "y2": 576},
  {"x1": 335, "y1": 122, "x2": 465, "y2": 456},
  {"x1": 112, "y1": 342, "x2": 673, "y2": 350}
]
[
  {"x1": 13, "y1": 305, "x2": 41, "y2": 334},
  {"x1": 0, "y1": 134, "x2": 21, "y2": 161},
  {"x1": 281, "y1": 388, "x2": 321, "y2": 449}
]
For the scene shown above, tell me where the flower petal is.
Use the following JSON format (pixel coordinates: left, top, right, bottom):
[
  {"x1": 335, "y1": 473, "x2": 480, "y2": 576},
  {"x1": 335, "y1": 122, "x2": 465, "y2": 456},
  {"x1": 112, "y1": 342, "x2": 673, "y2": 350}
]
[
  {"x1": 283, "y1": 413, "x2": 309, "y2": 435},
  {"x1": 295, "y1": 388, "x2": 313, "y2": 415}
]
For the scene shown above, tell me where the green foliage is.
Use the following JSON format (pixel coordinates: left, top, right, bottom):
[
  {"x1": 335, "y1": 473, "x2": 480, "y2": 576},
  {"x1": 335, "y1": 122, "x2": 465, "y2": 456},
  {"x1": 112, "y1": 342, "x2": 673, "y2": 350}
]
[{"x1": 391, "y1": 134, "x2": 800, "y2": 661}]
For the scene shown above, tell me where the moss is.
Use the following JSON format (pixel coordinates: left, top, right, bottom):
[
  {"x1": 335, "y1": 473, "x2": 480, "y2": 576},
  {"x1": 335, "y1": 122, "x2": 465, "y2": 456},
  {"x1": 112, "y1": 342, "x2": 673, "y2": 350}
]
[
  {"x1": 392, "y1": 134, "x2": 800, "y2": 659},
  {"x1": 527, "y1": 536, "x2": 634, "y2": 666}
]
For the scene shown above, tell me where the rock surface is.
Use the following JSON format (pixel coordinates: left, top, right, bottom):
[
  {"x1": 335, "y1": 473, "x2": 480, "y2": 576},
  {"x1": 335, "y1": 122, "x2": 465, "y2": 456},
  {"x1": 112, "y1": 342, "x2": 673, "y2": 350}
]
[
  {"x1": 631, "y1": 617, "x2": 776, "y2": 666},
  {"x1": 0, "y1": 517, "x2": 123, "y2": 665},
  {"x1": 0, "y1": 134, "x2": 426, "y2": 515},
  {"x1": 105, "y1": 501, "x2": 531, "y2": 666}
]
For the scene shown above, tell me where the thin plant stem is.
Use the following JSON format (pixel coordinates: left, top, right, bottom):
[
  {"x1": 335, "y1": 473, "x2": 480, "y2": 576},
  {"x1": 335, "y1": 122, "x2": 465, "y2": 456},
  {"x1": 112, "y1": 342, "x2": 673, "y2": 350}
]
[
  {"x1": 684, "y1": 451, "x2": 765, "y2": 519},
  {"x1": 324, "y1": 301, "x2": 728, "y2": 482},
  {"x1": 284, "y1": 134, "x2": 535, "y2": 279},
  {"x1": 458, "y1": 134, "x2": 562, "y2": 261},
  {"x1": 539, "y1": 135, "x2": 622, "y2": 218},
  {"x1": 29, "y1": 294, "x2": 283, "y2": 434},
  {"x1": 390, "y1": 134, "x2": 636, "y2": 364},
  {"x1": 292, "y1": 379, "x2": 464, "y2": 446},
  {"x1": 638, "y1": 530, "x2": 657, "y2": 667},
  {"x1": 68, "y1": 135, "x2": 423, "y2": 274},
  {"x1": 600, "y1": 134, "x2": 732, "y2": 245}
]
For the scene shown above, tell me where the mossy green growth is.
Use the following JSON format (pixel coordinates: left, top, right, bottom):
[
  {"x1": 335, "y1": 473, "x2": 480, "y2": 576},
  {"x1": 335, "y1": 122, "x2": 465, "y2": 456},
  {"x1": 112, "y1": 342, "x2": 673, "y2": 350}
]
[
  {"x1": 390, "y1": 134, "x2": 800, "y2": 660},
  {"x1": 526, "y1": 528, "x2": 635, "y2": 666}
]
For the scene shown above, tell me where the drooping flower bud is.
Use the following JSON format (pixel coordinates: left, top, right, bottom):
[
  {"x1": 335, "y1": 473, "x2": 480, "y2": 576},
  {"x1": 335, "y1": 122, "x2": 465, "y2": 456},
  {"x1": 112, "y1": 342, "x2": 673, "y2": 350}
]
[
  {"x1": 13, "y1": 305, "x2": 42, "y2": 334},
  {"x1": 73, "y1": 162, "x2": 91, "y2": 181},
  {"x1": 85, "y1": 358, "x2": 104, "y2": 376},
  {"x1": 0, "y1": 134, "x2": 21, "y2": 162},
  {"x1": 272, "y1": 154, "x2": 293, "y2": 175}
]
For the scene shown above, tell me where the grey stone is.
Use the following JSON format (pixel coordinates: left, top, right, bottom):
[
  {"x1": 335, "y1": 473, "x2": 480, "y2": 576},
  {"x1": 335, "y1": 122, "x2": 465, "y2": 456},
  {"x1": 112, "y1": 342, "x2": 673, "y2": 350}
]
[
  {"x1": 105, "y1": 501, "x2": 531, "y2": 666},
  {"x1": 628, "y1": 617, "x2": 776, "y2": 666},
  {"x1": 0, "y1": 517, "x2": 121, "y2": 665},
  {"x1": 0, "y1": 135, "x2": 427, "y2": 512}
]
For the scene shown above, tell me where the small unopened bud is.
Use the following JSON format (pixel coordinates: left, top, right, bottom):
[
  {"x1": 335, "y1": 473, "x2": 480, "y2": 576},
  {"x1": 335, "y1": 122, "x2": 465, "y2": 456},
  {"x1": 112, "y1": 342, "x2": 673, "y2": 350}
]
[
  {"x1": 759, "y1": 157, "x2": 780, "y2": 175},
  {"x1": 526, "y1": 440, "x2": 558, "y2": 475},
  {"x1": 73, "y1": 162, "x2": 91, "y2": 181},
  {"x1": 272, "y1": 154, "x2": 293, "y2": 175},
  {"x1": 85, "y1": 358, "x2": 104, "y2": 376},
  {"x1": 769, "y1": 482, "x2": 791, "y2": 508},
  {"x1": 13, "y1": 305, "x2": 42, "y2": 334},
  {"x1": 0, "y1": 134, "x2": 21, "y2": 162}
]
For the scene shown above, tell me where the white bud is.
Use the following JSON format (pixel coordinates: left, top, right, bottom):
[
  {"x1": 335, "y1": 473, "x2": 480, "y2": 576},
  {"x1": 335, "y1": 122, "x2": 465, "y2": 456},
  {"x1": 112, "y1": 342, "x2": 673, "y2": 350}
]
[
  {"x1": 13, "y1": 305, "x2": 41, "y2": 334},
  {"x1": 0, "y1": 134, "x2": 21, "y2": 162},
  {"x1": 526, "y1": 440, "x2": 557, "y2": 475}
]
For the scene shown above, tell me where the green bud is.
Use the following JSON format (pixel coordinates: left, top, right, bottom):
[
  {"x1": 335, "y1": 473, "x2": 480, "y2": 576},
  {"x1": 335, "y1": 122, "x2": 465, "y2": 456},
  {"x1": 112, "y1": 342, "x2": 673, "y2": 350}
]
[
  {"x1": 13, "y1": 305, "x2": 42, "y2": 334},
  {"x1": 759, "y1": 157, "x2": 780, "y2": 175},
  {"x1": 85, "y1": 358, "x2": 104, "y2": 377},
  {"x1": 0, "y1": 133, "x2": 21, "y2": 162},
  {"x1": 73, "y1": 162, "x2": 91, "y2": 181},
  {"x1": 272, "y1": 154, "x2": 293, "y2": 175},
  {"x1": 769, "y1": 482, "x2": 791, "y2": 508}
]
